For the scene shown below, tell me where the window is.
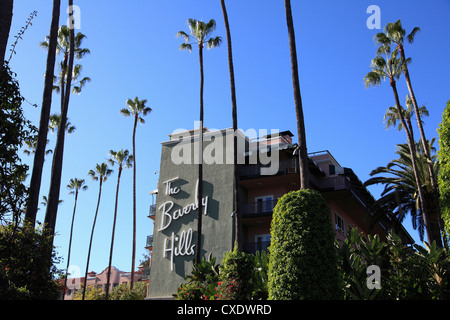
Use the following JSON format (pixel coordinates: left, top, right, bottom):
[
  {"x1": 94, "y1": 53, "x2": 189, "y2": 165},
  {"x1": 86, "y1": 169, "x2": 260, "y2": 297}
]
[
  {"x1": 255, "y1": 195, "x2": 274, "y2": 213},
  {"x1": 335, "y1": 213, "x2": 345, "y2": 235},
  {"x1": 255, "y1": 234, "x2": 271, "y2": 253}
]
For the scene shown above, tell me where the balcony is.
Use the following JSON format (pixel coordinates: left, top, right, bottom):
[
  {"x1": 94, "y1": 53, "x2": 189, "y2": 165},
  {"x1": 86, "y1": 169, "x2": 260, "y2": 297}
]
[
  {"x1": 141, "y1": 267, "x2": 151, "y2": 281},
  {"x1": 243, "y1": 241, "x2": 271, "y2": 254},
  {"x1": 145, "y1": 235, "x2": 153, "y2": 249},
  {"x1": 239, "y1": 159, "x2": 298, "y2": 179},
  {"x1": 148, "y1": 204, "x2": 156, "y2": 219},
  {"x1": 241, "y1": 199, "x2": 278, "y2": 218}
]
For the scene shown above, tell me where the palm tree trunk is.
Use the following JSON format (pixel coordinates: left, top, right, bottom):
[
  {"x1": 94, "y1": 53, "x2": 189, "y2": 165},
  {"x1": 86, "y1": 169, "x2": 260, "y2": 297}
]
[
  {"x1": 106, "y1": 166, "x2": 122, "y2": 299},
  {"x1": 284, "y1": 0, "x2": 309, "y2": 190},
  {"x1": 0, "y1": 0, "x2": 13, "y2": 71},
  {"x1": 82, "y1": 180, "x2": 103, "y2": 300},
  {"x1": 44, "y1": 4, "x2": 75, "y2": 238},
  {"x1": 25, "y1": 0, "x2": 61, "y2": 226},
  {"x1": 398, "y1": 44, "x2": 444, "y2": 246},
  {"x1": 130, "y1": 117, "x2": 137, "y2": 290},
  {"x1": 195, "y1": 43, "x2": 204, "y2": 265},
  {"x1": 390, "y1": 77, "x2": 441, "y2": 246},
  {"x1": 63, "y1": 189, "x2": 78, "y2": 300},
  {"x1": 220, "y1": 0, "x2": 241, "y2": 250}
]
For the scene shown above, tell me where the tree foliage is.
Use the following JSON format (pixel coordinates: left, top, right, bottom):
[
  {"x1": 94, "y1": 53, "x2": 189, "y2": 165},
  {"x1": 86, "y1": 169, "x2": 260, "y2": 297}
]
[
  {"x1": 268, "y1": 189, "x2": 341, "y2": 299},
  {"x1": 336, "y1": 228, "x2": 450, "y2": 300},
  {"x1": 0, "y1": 223, "x2": 62, "y2": 299},
  {"x1": 0, "y1": 63, "x2": 36, "y2": 225},
  {"x1": 438, "y1": 100, "x2": 450, "y2": 236}
]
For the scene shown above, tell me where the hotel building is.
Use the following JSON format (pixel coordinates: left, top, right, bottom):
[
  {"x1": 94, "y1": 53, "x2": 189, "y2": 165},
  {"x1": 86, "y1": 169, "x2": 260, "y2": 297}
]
[{"x1": 146, "y1": 127, "x2": 413, "y2": 298}]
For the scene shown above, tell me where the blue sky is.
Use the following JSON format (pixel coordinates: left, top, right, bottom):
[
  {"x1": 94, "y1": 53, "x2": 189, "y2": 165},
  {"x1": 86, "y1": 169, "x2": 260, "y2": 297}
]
[{"x1": 7, "y1": 1, "x2": 450, "y2": 275}]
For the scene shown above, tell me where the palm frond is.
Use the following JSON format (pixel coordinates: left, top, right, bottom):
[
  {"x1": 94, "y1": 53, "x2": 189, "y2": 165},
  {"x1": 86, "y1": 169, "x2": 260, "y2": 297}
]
[
  {"x1": 407, "y1": 27, "x2": 420, "y2": 43},
  {"x1": 120, "y1": 108, "x2": 131, "y2": 117},
  {"x1": 363, "y1": 71, "x2": 382, "y2": 88},
  {"x1": 179, "y1": 43, "x2": 192, "y2": 52},
  {"x1": 206, "y1": 36, "x2": 222, "y2": 49},
  {"x1": 176, "y1": 31, "x2": 190, "y2": 43}
]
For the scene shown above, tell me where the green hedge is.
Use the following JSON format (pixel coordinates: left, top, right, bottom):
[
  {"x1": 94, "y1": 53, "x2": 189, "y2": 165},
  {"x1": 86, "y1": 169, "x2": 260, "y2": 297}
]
[{"x1": 268, "y1": 189, "x2": 341, "y2": 299}]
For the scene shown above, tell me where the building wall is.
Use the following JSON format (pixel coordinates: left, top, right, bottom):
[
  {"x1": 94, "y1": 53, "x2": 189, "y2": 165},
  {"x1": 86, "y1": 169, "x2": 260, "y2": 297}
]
[{"x1": 147, "y1": 129, "x2": 237, "y2": 299}]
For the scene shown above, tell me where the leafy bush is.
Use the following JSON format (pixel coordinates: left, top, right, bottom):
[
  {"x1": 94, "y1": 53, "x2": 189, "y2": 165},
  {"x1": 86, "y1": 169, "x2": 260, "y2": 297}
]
[
  {"x1": 268, "y1": 189, "x2": 341, "y2": 299},
  {"x1": 336, "y1": 228, "x2": 450, "y2": 300},
  {"x1": 438, "y1": 100, "x2": 450, "y2": 237},
  {"x1": 174, "y1": 254, "x2": 219, "y2": 300},
  {"x1": 175, "y1": 248, "x2": 269, "y2": 300},
  {"x1": 109, "y1": 282, "x2": 147, "y2": 300},
  {"x1": 0, "y1": 223, "x2": 62, "y2": 299},
  {"x1": 336, "y1": 227, "x2": 388, "y2": 299},
  {"x1": 218, "y1": 245, "x2": 255, "y2": 299}
]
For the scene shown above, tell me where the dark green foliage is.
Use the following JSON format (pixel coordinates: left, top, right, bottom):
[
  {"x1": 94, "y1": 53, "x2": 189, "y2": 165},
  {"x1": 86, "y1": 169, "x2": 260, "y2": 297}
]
[
  {"x1": 268, "y1": 189, "x2": 341, "y2": 299},
  {"x1": 218, "y1": 245, "x2": 255, "y2": 299},
  {"x1": 0, "y1": 223, "x2": 62, "y2": 299},
  {"x1": 337, "y1": 228, "x2": 450, "y2": 300},
  {"x1": 175, "y1": 249, "x2": 269, "y2": 300},
  {"x1": 336, "y1": 228, "x2": 388, "y2": 299},
  {"x1": 438, "y1": 100, "x2": 450, "y2": 236},
  {"x1": 0, "y1": 63, "x2": 36, "y2": 224},
  {"x1": 175, "y1": 254, "x2": 219, "y2": 300}
]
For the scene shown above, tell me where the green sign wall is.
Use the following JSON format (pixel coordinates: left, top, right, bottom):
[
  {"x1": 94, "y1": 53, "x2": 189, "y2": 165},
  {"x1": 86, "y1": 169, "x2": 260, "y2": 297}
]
[{"x1": 147, "y1": 129, "x2": 237, "y2": 298}]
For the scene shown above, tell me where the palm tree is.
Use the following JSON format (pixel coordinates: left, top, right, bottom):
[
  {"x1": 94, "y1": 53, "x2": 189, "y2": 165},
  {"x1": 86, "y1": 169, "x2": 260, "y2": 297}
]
[
  {"x1": 383, "y1": 94, "x2": 429, "y2": 137},
  {"x1": 40, "y1": 25, "x2": 90, "y2": 113},
  {"x1": 82, "y1": 162, "x2": 112, "y2": 300},
  {"x1": 43, "y1": 19, "x2": 90, "y2": 238},
  {"x1": 176, "y1": 18, "x2": 221, "y2": 264},
  {"x1": 377, "y1": 20, "x2": 442, "y2": 241},
  {"x1": 365, "y1": 140, "x2": 441, "y2": 244},
  {"x1": 0, "y1": 0, "x2": 13, "y2": 71},
  {"x1": 219, "y1": 0, "x2": 241, "y2": 249},
  {"x1": 23, "y1": 113, "x2": 75, "y2": 157},
  {"x1": 63, "y1": 178, "x2": 87, "y2": 300},
  {"x1": 284, "y1": 0, "x2": 309, "y2": 189},
  {"x1": 120, "y1": 97, "x2": 151, "y2": 290},
  {"x1": 363, "y1": 46, "x2": 438, "y2": 246},
  {"x1": 105, "y1": 149, "x2": 133, "y2": 300},
  {"x1": 25, "y1": 0, "x2": 61, "y2": 227}
]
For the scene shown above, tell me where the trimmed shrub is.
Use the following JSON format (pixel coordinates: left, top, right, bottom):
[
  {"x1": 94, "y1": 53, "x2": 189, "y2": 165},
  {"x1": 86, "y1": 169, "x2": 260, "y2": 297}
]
[
  {"x1": 268, "y1": 189, "x2": 341, "y2": 299},
  {"x1": 218, "y1": 245, "x2": 255, "y2": 300}
]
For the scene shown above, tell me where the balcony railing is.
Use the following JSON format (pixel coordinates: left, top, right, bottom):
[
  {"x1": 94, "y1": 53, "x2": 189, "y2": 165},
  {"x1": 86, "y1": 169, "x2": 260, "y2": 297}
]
[
  {"x1": 146, "y1": 235, "x2": 153, "y2": 248},
  {"x1": 241, "y1": 199, "x2": 278, "y2": 217},
  {"x1": 243, "y1": 241, "x2": 271, "y2": 254},
  {"x1": 141, "y1": 267, "x2": 151, "y2": 280},
  {"x1": 239, "y1": 159, "x2": 298, "y2": 178},
  {"x1": 148, "y1": 204, "x2": 156, "y2": 218}
]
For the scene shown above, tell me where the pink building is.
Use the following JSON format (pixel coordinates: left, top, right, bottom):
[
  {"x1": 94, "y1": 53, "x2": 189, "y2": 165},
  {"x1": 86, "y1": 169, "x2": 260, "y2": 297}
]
[{"x1": 61, "y1": 266, "x2": 144, "y2": 300}]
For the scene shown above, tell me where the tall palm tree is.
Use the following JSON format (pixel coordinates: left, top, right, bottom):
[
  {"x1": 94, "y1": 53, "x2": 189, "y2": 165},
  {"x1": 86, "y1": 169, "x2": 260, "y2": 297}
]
[
  {"x1": 25, "y1": 0, "x2": 61, "y2": 227},
  {"x1": 43, "y1": 19, "x2": 90, "y2": 238},
  {"x1": 40, "y1": 25, "x2": 90, "y2": 113},
  {"x1": 105, "y1": 149, "x2": 133, "y2": 300},
  {"x1": 63, "y1": 178, "x2": 87, "y2": 300},
  {"x1": 365, "y1": 140, "x2": 440, "y2": 243},
  {"x1": 364, "y1": 47, "x2": 440, "y2": 246},
  {"x1": 82, "y1": 162, "x2": 112, "y2": 300},
  {"x1": 0, "y1": 0, "x2": 13, "y2": 71},
  {"x1": 284, "y1": 0, "x2": 309, "y2": 189},
  {"x1": 377, "y1": 20, "x2": 442, "y2": 240},
  {"x1": 176, "y1": 19, "x2": 221, "y2": 264},
  {"x1": 120, "y1": 97, "x2": 151, "y2": 290},
  {"x1": 219, "y1": 0, "x2": 241, "y2": 249}
]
